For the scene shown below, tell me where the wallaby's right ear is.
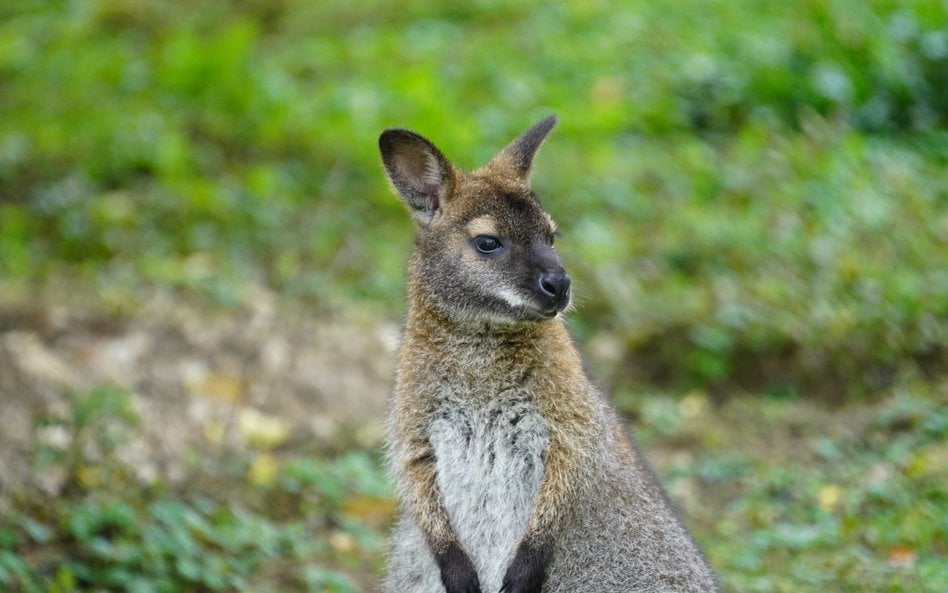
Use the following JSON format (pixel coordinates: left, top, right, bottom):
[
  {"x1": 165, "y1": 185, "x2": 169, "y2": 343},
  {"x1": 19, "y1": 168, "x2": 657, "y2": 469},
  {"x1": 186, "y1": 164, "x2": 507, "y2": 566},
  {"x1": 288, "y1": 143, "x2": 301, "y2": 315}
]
[{"x1": 379, "y1": 129, "x2": 455, "y2": 225}]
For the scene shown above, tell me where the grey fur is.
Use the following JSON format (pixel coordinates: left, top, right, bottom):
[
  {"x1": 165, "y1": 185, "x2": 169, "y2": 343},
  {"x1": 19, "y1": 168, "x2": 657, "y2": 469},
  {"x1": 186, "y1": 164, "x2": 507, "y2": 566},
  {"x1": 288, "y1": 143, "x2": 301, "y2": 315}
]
[
  {"x1": 390, "y1": 390, "x2": 548, "y2": 591},
  {"x1": 380, "y1": 118, "x2": 720, "y2": 593},
  {"x1": 383, "y1": 339, "x2": 719, "y2": 592}
]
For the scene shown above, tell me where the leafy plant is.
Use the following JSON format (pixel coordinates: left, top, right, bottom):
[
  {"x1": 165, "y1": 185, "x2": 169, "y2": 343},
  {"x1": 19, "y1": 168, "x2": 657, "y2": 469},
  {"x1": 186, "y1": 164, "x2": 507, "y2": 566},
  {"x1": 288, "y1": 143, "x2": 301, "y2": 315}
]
[
  {"x1": 2, "y1": 389, "x2": 373, "y2": 593},
  {"x1": 1, "y1": 0, "x2": 944, "y2": 395}
]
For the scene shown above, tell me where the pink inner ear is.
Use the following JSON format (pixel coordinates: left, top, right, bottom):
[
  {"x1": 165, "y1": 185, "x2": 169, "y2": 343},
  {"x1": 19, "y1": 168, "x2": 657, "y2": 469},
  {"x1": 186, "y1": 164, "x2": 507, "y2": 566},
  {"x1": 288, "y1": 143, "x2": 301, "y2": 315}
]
[
  {"x1": 394, "y1": 145, "x2": 443, "y2": 209},
  {"x1": 395, "y1": 146, "x2": 434, "y2": 182},
  {"x1": 394, "y1": 150, "x2": 424, "y2": 183}
]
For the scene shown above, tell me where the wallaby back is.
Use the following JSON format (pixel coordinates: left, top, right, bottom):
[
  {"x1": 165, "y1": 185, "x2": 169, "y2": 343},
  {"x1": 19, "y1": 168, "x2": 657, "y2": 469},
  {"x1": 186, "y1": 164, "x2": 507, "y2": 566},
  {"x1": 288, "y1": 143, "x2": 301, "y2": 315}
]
[{"x1": 380, "y1": 117, "x2": 719, "y2": 593}]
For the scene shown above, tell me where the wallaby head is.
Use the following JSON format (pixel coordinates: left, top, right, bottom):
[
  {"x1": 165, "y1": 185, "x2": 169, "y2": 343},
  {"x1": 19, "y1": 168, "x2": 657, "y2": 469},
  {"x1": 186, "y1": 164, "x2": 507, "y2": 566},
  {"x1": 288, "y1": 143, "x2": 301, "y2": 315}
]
[{"x1": 379, "y1": 116, "x2": 571, "y2": 325}]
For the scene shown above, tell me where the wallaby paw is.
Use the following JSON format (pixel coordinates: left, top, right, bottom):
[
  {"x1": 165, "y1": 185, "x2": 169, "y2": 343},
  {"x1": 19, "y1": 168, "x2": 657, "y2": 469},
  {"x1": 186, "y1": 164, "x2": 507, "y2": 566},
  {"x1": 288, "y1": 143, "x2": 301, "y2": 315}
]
[
  {"x1": 436, "y1": 542, "x2": 482, "y2": 593},
  {"x1": 499, "y1": 540, "x2": 551, "y2": 593},
  {"x1": 442, "y1": 565, "x2": 481, "y2": 593}
]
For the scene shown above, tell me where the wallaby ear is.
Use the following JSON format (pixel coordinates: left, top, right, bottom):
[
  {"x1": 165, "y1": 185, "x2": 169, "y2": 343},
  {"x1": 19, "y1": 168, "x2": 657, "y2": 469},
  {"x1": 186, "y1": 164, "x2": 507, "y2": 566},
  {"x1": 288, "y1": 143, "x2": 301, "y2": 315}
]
[
  {"x1": 379, "y1": 129, "x2": 455, "y2": 224},
  {"x1": 488, "y1": 115, "x2": 558, "y2": 180}
]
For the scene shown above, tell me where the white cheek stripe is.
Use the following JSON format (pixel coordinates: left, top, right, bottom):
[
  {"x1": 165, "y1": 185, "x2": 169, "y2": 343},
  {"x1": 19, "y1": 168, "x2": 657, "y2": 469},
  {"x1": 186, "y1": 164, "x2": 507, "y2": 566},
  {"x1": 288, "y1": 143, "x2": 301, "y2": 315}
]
[{"x1": 495, "y1": 288, "x2": 528, "y2": 308}]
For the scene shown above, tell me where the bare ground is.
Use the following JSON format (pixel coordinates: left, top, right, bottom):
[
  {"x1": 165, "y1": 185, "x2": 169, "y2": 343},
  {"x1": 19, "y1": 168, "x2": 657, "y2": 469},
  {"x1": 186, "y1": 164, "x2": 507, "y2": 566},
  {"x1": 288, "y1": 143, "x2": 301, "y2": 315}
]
[{"x1": 0, "y1": 288, "x2": 399, "y2": 504}]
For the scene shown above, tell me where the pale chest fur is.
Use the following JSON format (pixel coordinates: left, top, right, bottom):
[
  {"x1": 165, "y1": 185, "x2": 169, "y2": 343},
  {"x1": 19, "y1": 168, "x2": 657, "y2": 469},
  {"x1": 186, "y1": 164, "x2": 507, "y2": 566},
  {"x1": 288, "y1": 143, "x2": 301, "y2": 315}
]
[{"x1": 428, "y1": 387, "x2": 549, "y2": 591}]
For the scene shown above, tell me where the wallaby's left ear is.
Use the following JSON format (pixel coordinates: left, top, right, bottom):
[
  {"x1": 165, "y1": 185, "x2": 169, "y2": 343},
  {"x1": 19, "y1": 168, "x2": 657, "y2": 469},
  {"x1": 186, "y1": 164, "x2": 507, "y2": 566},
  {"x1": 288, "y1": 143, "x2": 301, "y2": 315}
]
[
  {"x1": 487, "y1": 115, "x2": 558, "y2": 180},
  {"x1": 379, "y1": 129, "x2": 456, "y2": 225}
]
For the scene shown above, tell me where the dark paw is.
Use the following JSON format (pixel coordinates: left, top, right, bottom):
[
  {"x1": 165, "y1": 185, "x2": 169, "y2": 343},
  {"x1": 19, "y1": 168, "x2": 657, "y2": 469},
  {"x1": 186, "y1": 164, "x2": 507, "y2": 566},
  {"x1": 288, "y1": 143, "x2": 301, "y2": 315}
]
[
  {"x1": 435, "y1": 541, "x2": 482, "y2": 593},
  {"x1": 499, "y1": 539, "x2": 552, "y2": 593}
]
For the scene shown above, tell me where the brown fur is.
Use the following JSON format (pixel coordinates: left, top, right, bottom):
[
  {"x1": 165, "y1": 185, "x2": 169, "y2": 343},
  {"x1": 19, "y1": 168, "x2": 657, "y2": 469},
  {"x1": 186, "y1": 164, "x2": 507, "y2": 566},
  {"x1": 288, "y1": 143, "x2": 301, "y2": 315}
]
[{"x1": 380, "y1": 117, "x2": 719, "y2": 593}]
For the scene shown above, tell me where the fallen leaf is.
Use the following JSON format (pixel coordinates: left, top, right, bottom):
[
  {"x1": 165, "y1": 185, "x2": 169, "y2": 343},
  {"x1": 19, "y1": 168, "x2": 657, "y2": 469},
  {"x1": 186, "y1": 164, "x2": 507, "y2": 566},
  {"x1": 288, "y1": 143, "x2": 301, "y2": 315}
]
[
  {"x1": 680, "y1": 390, "x2": 709, "y2": 419},
  {"x1": 887, "y1": 547, "x2": 916, "y2": 569},
  {"x1": 76, "y1": 465, "x2": 102, "y2": 489},
  {"x1": 328, "y1": 530, "x2": 357, "y2": 554},
  {"x1": 818, "y1": 484, "x2": 841, "y2": 512},
  {"x1": 340, "y1": 495, "x2": 397, "y2": 526},
  {"x1": 188, "y1": 374, "x2": 244, "y2": 403},
  {"x1": 202, "y1": 420, "x2": 225, "y2": 445},
  {"x1": 239, "y1": 408, "x2": 290, "y2": 450},
  {"x1": 248, "y1": 453, "x2": 279, "y2": 487}
]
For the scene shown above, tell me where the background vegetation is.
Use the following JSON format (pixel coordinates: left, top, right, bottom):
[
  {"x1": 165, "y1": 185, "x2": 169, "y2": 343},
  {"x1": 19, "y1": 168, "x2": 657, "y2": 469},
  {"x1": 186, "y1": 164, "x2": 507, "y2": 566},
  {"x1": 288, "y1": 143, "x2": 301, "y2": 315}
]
[{"x1": 0, "y1": 0, "x2": 945, "y2": 591}]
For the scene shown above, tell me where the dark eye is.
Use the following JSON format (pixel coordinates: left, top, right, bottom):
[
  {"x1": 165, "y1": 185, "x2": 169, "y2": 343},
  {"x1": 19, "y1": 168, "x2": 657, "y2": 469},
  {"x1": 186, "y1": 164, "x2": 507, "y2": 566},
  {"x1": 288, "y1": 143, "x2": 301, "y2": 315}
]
[{"x1": 473, "y1": 235, "x2": 503, "y2": 254}]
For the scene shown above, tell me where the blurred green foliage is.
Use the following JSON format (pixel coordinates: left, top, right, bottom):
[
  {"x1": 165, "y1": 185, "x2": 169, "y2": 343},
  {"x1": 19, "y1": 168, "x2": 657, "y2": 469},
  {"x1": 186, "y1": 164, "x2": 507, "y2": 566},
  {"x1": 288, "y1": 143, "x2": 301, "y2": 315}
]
[
  {"x1": 5, "y1": 382, "x2": 946, "y2": 592},
  {"x1": 31, "y1": 388, "x2": 139, "y2": 497},
  {"x1": 2, "y1": 389, "x2": 382, "y2": 593},
  {"x1": 635, "y1": 388, "x2": 948, "y2": 592},
  {"x1": 1, "y1": 0, "x2": 946, "y2": 392}
]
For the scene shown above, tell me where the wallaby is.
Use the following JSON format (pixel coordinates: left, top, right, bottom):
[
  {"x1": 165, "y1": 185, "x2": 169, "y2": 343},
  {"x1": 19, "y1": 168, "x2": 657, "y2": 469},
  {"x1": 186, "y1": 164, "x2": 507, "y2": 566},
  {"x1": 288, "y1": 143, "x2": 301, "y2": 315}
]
[{"x1": 378, "y1": 116, "x2": 719, "y2": 593}]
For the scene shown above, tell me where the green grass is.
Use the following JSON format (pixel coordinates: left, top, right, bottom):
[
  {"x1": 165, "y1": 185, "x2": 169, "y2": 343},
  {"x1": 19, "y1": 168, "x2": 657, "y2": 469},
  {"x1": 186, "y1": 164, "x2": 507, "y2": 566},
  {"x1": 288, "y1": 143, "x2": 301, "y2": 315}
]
[
  {"x1": 2, "y1": 390, "x2": 388, "y2": 593},
  {"x1": 3, "y1": 384, "x2": 945, "y2": 592},
  {"x1": 628, "y1": 387, "x2": 948, "y2": 592}
]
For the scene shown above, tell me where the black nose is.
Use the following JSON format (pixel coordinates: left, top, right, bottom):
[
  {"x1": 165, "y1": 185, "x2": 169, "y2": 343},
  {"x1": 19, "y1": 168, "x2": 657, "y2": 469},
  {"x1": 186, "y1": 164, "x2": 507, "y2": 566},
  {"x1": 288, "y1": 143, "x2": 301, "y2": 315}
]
[{"x1": 538, "y1": 270, "x2": 572, "y2": 304}]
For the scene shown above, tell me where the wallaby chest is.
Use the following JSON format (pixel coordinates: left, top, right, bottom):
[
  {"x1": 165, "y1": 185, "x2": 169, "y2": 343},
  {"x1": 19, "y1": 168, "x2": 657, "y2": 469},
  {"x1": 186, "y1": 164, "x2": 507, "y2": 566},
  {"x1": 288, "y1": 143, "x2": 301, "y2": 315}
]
[
  {"x1": 427, "y1": 385, "x2": 549, "y2": 587},
  {"x1": 428, "y1": 386, "x2": 549, "y2": 482}
]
